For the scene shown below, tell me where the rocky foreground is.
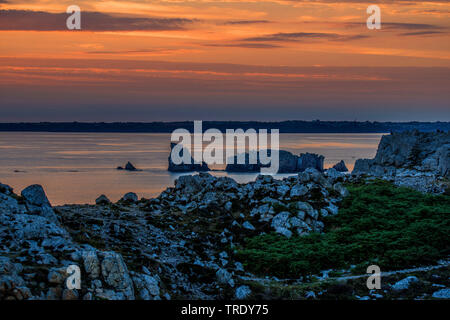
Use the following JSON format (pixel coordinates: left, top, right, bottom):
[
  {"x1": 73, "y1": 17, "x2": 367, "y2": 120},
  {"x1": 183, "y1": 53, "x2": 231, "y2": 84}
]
[
  {"x1": 1, "y1": 169, "x2": 449, "y2": 300},
  {"x1": 0, "y1": 169, "x2": 347, "y2": 300},
  {"x1": 1, "y1": 130, "x2": 449, "y2": 300}
]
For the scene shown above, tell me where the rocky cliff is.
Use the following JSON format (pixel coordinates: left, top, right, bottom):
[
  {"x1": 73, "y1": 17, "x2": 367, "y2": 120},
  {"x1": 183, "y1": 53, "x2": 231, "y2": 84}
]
[{"x1": 353, "y1": 130, "x2": 449, "y2": 193}]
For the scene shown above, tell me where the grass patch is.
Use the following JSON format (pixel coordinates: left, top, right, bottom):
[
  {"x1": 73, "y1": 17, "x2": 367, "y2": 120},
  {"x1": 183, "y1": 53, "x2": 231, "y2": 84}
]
[{"x1": 236, "y1": 180, "x2": 450, "y2": 278}]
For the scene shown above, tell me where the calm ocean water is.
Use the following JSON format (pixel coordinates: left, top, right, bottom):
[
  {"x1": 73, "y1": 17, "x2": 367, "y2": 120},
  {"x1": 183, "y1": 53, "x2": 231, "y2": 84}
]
[{"x1": 0, "y1": 132, "x2": 384, "y2": 205}]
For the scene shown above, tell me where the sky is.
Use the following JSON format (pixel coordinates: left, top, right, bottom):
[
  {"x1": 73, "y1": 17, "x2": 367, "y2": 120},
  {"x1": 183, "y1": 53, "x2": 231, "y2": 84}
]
[{"x1": 0, "y1": 0, "x2": 449, "y2": 122}]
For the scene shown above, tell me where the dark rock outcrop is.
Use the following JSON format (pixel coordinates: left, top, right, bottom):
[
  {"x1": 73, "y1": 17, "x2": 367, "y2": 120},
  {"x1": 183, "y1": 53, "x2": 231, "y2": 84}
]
[
  {"x1": 121, "y1": 192, "x2": 138, "y2": 203},
  {"x1": 352, "y1": 131, "x2": 450, "y2": 193},
  {"x1": 225, "y1": 150, "x2": 324, "y2": 173},
  {"x1": 332, "y1": 160, "x2": 348, "y2": 172},
  {"x1": 297, "y1": 153, "x2": 324, "y2": 172},
  {"x1": 168, "y1": 143, "x2": 209, "y2": 172},
  {"x1": 96, "y1": 194, "x2": 111, "y2": 205},
  {"x1": 21, "y1": 184, "x2": 58, "y2": 223},
  {"x1": 353, "y1": 131, "x2": 449, "y2": 177},
  {"x1": 117, "y1": 162, "x2": 140, "y2": 171}
]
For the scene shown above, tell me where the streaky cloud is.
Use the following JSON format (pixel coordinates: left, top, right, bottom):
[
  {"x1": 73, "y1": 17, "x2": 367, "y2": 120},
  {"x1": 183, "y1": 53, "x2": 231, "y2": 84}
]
[{"x1": 0, "y1": 9, "x2": 194, "y2": 31}]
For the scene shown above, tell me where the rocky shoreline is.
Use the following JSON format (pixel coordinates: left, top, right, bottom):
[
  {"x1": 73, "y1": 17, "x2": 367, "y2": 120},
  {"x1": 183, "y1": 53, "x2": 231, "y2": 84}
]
[
  {"x1": 353, "y1": 130, "x2": 449, "y2": 192},
  {"x1": 1, "y1": 131, "x2": 449, "y2": 300}
]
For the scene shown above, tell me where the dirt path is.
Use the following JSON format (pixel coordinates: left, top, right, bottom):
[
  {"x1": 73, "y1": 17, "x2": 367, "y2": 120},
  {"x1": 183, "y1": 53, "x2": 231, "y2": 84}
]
[{"x1": 239, "y1": 259, "x2": 450, "y2": 285}]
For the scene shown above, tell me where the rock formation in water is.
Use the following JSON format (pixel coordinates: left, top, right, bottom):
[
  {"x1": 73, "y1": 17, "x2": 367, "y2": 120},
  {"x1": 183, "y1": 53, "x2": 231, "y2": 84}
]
[
  {"x1": 352, "y1": 130, "x2": 449, "y2": 193},
  {"x1": 168, "y1": 143, "x2": 209, "y2": 172},
  {"x1": 332, "y1": 160, "x2": 348, "y2": 172},
  {"x1": 117, "y1": 162, "x2": 141, "y2": 171},
  {"x1": 225, "y1": 150, "x2": 324, "y2": 173}
]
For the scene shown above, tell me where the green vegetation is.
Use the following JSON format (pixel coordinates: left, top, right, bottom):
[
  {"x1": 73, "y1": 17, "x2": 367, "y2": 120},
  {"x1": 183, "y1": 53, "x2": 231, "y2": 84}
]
[{"x1": 236, "y1": 181, "x2": 450, "y2": 278}]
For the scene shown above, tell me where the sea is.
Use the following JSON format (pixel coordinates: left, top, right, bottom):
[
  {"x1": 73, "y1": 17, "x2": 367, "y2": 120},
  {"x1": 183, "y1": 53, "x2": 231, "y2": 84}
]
[{"x1": 0, "y1": 132, "x2": 384, "y2": 205}]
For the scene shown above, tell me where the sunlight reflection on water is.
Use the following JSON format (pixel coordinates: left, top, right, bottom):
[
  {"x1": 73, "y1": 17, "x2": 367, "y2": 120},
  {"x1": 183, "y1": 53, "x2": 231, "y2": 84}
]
[{"x1": 0, "y1": 132, "x2": 384, "y2": 205}]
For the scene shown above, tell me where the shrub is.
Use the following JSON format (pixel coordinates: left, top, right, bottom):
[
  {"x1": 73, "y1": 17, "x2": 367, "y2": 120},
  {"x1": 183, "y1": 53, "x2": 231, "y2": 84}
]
[{"x1": 236, "y1": 181, "x2": 450, "y2": 278}]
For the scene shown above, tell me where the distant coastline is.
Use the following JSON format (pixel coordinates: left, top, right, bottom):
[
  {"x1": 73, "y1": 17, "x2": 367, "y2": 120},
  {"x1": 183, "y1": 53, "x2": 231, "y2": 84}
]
[{"x1": 0, "y1": 121, "x2": 449, "y2": 133}]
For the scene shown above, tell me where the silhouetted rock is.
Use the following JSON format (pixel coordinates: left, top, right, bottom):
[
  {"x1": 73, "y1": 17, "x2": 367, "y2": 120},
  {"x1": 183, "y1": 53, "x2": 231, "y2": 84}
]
[
  {"x1": 332, "y1": 160, "x2": 348, "y2": 172},
  {"x1": 21, "y1": 184, "x2": 58, "y2": 222},
  {"x1": 297, "y1": 153, "x2": 324, "y2": 172},
  {"x1": 278, "y1": 150, "x2": 299, "y2": 173},
  {"x1": 125, "y1": 162, "x2": 137, "y2": 171},
  {"x1": 21, "y1": 184, "x2": 50, "y2": 207},
  {"x1": 117, "y1": 162, "x2": 140, "y2": 171},
  {"x1": 96, "y1": 195, "x2": 111, "y2": 205},
  {"x1": 121, "y1": 192, "x2": 138, "y2": 203},
  {"x1": 225, "y1": 152, "x2": 264, "y2": 173},
  {"x1": 168, "y1": 143, "x2": 209, "y2": 172},
  {"x1": 225, "y1": 150, "x2": 324, "y2": 173}
]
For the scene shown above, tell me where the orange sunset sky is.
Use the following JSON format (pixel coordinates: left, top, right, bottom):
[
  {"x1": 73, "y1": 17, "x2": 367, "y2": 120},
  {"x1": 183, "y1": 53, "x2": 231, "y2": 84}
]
[{"x1": 0, "y1": 0, "x2": 449, "y2": 121}]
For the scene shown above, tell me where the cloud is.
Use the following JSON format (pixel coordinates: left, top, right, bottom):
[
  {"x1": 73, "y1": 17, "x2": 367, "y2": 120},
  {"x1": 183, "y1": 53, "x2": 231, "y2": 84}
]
[
  {"x1": 340, "y1": 21, "x2": 445, "y2": 31},
  {"x1": 398, "y1": 31, "x2": 446, "y2": 37},
  {"x1": 203, "y1": 42, "x2": 282, "y2": 49},
  {"x1": 0, "y1": 9, "x2": 194, "y2": 31},
  {"x1": 223, "y1": 20, "x2": 271, "y2": 25},
  {"x1": 377, "y1": 22, "x2": 444, "y2": 31},
  {"x1": 338, "y1": 21, "x2": 447, "y2": 37},
  {"x1": 243, "y1": 32, "x2": 369, "y2": 43}
]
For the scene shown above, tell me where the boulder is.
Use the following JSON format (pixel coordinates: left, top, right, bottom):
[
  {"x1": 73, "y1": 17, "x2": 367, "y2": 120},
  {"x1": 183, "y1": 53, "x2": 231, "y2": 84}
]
[
  {"x1": 121, "y1": 192, "x2": 138, "y2": 203},
  {"x1": 0, "y1": 182, "x2": 13, "y2": 195},
  {"x1": 235, "y1": 285, "x2": 251, "y2": 300},
  {"x1": 391, "y1": 276, "x2": 419, "y2": 291},
  {"x1": 216, "y1": 268, "x2": 234, "y2": 287},
  {"x1": 326, "y1": 168, "x2": 344, "y2": 182},
  {"x1": 82, "y1": 251, "x2": 101, "y2": 279},
  {"x1": 271, "y1": 212, "x2": 292, "y2": 238},
  {"x1": 21, "y1": 185, "x2": 58, "y2": 222},
  {"x1": 133, "y1": 273, "x2": 160, "y2": 300},
  {"x1": 175, "y1": 174, "x2": 214, "y2": 195},
  {"x1": 242, "y1": 221, "x2": 255, "y2": 231},
  {"x1": 100, "y1": 251, "x2": 135, "y2": 300},
  {"x1": 432, "y1": 288, "x2": 450, "y2": 299},
  {"x1": 352, "y1": 159, "x2": 373, "y2": 175},
  {"x1": 290, "y1": 184, "x2": 308, "y2": 197},
  {"x1": 0, "y1": 192, "x2": 25, "y2": 215},
  {"x1": 21, "y1": 184, "x2": 50, "y2": 207},
  {"x1": 333, "y1": 183, "x2": 349, "y2": 198},
  {"x1": 96, "y1": 194, "x2": 111, "y2": 205}
]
